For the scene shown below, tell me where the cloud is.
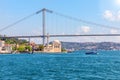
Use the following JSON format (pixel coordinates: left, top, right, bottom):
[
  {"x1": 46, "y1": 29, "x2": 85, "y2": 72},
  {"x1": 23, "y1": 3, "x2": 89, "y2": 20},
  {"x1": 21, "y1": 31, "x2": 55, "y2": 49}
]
[
  {"x1": 103, "y1": 10, "x2": 115, "y2": 21},
  {"x1": 81, "y1": 26, "x2": 90, "y2": 33},
  {"x1": 110, "y1": 29, "x2": 118, "y2": 34},
  {"x1": 32, "y1": 29, "x2": 42, "y2": 35},
  {"x1": 103, "y1": 10, "x2": 120, "y2": 22},
  {"x1": 115, "y1": 0, "x2": 120, "y2": 5},
  {"x1": 117, "y1": 11, "x2": 120, "y2": 21}
]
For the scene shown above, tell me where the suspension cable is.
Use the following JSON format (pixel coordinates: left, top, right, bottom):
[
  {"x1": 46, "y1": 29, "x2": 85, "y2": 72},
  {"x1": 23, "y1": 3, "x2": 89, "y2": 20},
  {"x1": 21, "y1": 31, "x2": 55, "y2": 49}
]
[
  {"x1": 0, "y1": 10, "x2": 42, "y2": 32},
  {"x1": 1, "y1": 8, "x2": 120, "y2": 32},
  {"x1": 53, "y1": 11, "x2": 120, "y2": 30}
]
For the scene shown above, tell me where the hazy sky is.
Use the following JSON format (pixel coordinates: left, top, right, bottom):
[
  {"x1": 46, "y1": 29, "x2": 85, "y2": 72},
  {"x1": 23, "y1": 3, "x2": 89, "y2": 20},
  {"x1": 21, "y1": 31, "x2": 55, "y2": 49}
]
[{"x1": 1, "y1": 0, "x2": 120, "y2": 43}]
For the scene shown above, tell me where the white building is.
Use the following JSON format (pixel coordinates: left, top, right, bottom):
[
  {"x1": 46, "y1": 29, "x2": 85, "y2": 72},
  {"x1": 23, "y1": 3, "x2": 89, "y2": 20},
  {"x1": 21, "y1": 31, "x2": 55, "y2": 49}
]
[
  {"x1": 0, "y1": 41, "x2": 12, "y2": 53},
  {"x1": 44, "y1": 40, "x2": 61, "y2": 53},
  {"x1": 0, "y1": 41, "x2": 4, "y2": 47}
]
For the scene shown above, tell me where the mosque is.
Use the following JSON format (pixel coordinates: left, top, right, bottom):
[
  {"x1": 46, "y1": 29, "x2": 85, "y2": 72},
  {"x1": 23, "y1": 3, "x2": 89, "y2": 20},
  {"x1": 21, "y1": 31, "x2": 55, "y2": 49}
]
[{"x1": 43, "y1": 40, "x2": 61, "y2": 53}]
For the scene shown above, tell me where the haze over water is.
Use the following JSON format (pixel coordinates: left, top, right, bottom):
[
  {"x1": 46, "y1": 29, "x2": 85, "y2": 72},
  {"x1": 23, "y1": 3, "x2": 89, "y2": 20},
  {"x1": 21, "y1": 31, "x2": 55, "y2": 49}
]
[{"x1": 0, "y1": 50, "x2": 120, "y2": 80}]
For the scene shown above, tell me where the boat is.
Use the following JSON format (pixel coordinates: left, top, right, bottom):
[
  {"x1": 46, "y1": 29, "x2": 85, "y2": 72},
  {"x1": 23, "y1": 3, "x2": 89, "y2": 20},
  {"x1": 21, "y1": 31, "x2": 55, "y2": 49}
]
[{"x1": 85, "y1": 51, "x2": 98, "y2": 55}]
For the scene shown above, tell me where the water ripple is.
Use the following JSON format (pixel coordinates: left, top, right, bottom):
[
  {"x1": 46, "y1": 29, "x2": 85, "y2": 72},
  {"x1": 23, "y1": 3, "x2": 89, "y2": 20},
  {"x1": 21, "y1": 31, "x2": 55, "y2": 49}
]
[{"x1": 0, "y1": 51, "x2": 120, "y2": 80}]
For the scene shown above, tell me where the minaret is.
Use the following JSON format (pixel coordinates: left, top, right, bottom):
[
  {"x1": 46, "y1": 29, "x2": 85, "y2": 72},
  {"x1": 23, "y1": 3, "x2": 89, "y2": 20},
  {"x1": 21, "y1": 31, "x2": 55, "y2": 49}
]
[{"x1": 47, "y1": 33, "x2": 49, "y2": 47}]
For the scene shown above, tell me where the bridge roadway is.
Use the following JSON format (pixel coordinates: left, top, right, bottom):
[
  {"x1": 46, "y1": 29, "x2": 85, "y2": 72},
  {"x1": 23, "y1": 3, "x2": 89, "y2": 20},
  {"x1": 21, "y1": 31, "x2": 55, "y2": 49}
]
[{"x1": 2, "y1": 34, "x2": 120, "y2": 38}]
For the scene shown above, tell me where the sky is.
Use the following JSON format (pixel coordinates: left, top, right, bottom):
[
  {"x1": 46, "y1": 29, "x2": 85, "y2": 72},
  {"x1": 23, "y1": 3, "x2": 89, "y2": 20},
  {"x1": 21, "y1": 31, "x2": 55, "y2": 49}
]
[{"x1": 1, "y1": 0, "x2": 120, "y2": 43}]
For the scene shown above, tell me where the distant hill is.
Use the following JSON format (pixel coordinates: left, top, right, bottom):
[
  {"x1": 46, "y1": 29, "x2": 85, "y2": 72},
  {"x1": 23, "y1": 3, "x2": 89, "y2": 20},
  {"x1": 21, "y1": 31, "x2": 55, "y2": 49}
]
[{"x1": 61, "y1": 42, "x2": 120, "y2": 50}]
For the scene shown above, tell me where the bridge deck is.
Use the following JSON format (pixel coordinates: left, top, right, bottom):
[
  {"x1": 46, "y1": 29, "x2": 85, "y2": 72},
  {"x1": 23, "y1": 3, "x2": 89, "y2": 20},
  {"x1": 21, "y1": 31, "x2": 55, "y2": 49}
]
[{"x1": 2, "y1": 34, "x2": 120, "y2": 38}]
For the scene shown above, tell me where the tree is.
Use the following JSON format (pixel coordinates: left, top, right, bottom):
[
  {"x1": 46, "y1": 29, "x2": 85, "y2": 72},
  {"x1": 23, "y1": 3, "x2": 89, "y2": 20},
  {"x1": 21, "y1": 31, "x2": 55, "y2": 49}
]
[
  {"x1": 61, "y1": 48, "x2": 67, "y2": 52},
  {"x1": 17, "y1": 45, "x2": 25, "y2": 52},
  {"x1": 25, "y1": 46, "x2": 32, "y2": 51},
  {"x1": 38, "y1": 45, "x2": 44, "y2": 51}
]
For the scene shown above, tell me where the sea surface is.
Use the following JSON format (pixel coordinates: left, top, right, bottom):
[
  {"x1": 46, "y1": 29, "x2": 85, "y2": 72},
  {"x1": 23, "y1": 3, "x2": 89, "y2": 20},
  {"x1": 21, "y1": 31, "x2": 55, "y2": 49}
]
[{"x1": 0, "y1": 50, "x2": 120, "y2": 80}]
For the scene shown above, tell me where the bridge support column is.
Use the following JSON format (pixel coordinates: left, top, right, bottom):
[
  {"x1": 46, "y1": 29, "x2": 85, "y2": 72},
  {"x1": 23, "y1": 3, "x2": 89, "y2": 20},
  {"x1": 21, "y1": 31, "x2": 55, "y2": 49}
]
[
  {"x1": 41, "y1": 8, "x2": 52, "y2": 46},
  {"x1": 47, "y1": 33, "x2": 49, "y2": 47},
  {"x1": 42, "y1": 8, "x2": 46, "y2": 46},
  {"x1": 28, "y1": 37, "x2": 31, "y2": 45}
]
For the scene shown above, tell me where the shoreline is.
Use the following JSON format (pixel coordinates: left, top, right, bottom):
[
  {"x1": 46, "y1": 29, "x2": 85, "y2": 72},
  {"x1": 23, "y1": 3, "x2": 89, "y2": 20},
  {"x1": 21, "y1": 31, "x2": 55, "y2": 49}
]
[{"x1": 0, "y1": 50, "x2": 120, "y2": 54}]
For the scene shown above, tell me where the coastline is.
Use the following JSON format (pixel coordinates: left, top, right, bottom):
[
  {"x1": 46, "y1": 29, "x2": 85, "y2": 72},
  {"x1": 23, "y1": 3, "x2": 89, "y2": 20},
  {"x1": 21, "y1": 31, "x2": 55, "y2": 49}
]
[{"x1": 0, "y1": 49, "x2": 120, "y2": 54}]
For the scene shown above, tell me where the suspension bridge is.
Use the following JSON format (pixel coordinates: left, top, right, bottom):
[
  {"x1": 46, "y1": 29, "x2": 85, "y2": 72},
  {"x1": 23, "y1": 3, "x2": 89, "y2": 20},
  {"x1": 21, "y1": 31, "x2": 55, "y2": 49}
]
[{"x1": 1, "y1": 8, "x2": 120, "y2": 45}]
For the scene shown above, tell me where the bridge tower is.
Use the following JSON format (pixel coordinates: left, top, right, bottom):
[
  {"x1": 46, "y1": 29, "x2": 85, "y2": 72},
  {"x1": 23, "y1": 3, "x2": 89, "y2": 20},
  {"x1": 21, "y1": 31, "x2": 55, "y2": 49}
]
[
  {"x1": 42, "y1": 8, "x2": 46, "y2": 46},
  {"x1": 41, "y1": 8, "x2": 52, "y2": 46}
]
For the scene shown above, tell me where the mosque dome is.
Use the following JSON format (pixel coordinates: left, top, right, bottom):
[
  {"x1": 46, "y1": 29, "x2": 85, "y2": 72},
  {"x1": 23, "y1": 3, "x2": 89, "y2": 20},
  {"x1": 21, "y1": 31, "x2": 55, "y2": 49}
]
[{"x1": 53, "y1": 40, "x2": 61, "y2": 44}]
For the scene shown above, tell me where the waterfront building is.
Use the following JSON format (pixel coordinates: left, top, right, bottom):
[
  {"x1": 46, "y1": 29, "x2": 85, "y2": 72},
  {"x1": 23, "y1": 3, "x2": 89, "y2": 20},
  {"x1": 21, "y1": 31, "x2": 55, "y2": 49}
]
[
  {"x1": 0, "y1": 41, "x2": 4, "y2": 47},
  {"x1": 44, "y1": 40, "x2": 61, "y2": 53},
  {"x1": 0, "y1": 40, "x2": 12, "y2": 53}
]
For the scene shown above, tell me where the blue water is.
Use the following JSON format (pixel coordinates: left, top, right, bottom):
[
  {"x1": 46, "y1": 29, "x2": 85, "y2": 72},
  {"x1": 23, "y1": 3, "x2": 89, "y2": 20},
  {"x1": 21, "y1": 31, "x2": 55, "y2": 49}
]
[{"x1": 0, "y1": 51, "x2": 120, "y2": 80}]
